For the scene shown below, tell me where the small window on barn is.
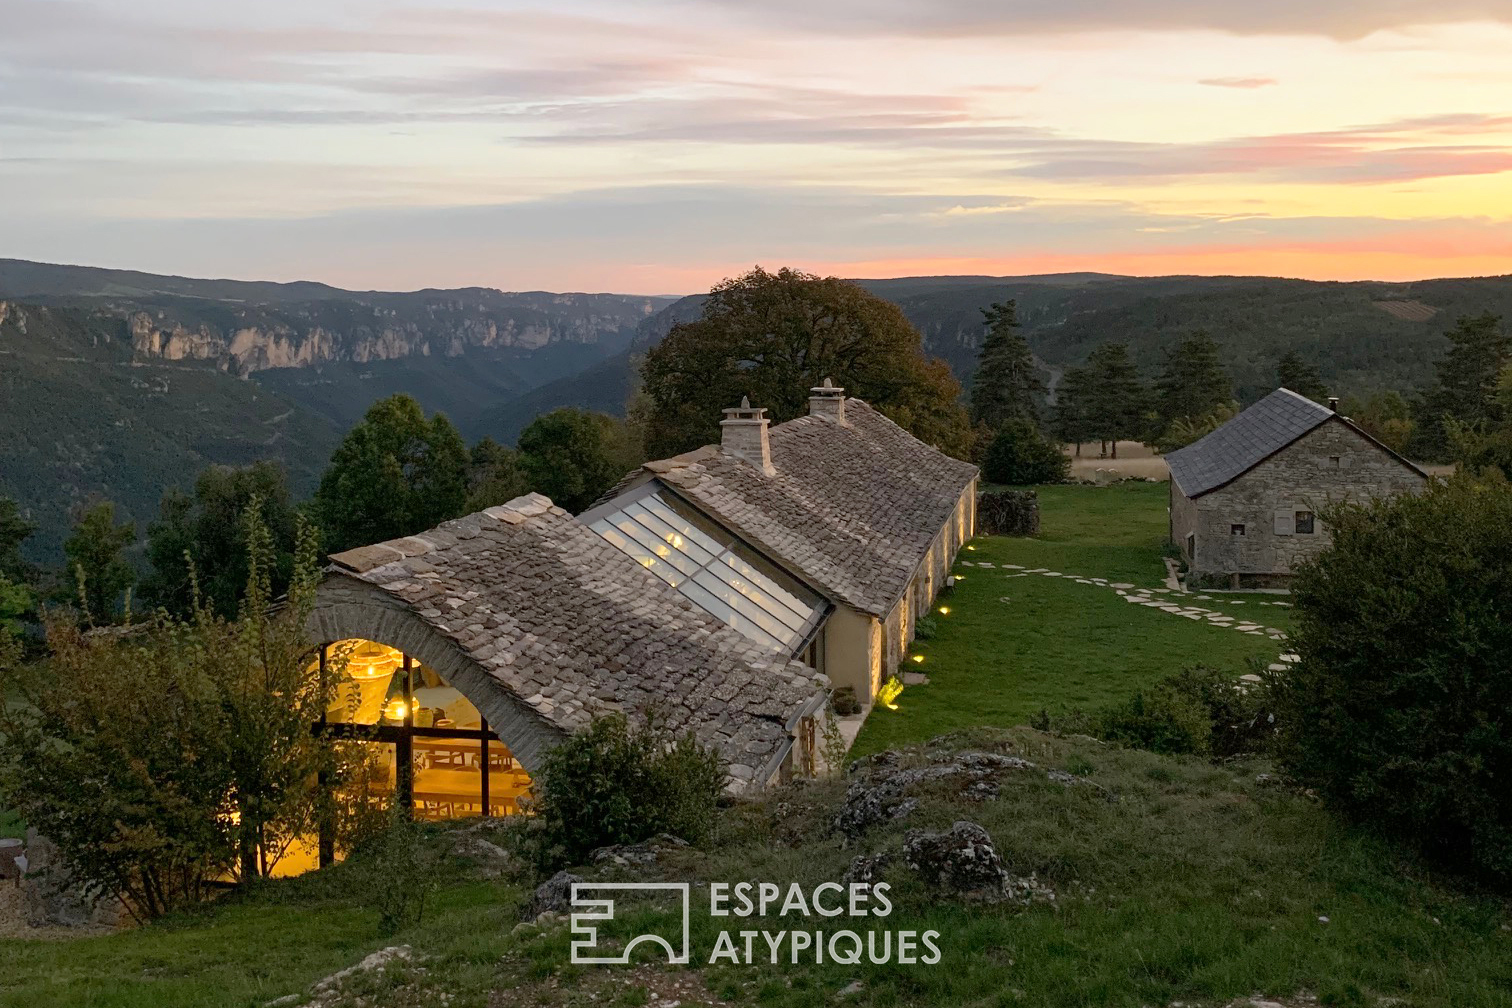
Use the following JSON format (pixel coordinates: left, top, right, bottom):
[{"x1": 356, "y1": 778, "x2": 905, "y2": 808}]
[
  {"x1": 1295, "y1": 510, "x2": 1316, "y2": 534},
  {"x1": 1230, "y1": 524, "x2": 1246, "y2": 536},
  {"x1": 1328, "y1": 456, "x2": 1341, "y2": 469}
]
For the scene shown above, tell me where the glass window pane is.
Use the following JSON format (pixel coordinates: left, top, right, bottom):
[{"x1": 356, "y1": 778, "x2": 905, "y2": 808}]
[
  {"x1": 591, "y1": 521, "x2": 678, "y2": 585},
  {"x1": 609, "y1": 514, "x2": 698, "y2": 582},
  {"x1": 692, "y1": 567, "x2": 798, "y2": 646},
  {"x1": 717, "y1": 551, "x2": 813, "y2": 630},
  {"x1": 622, "y1": 501, "x2": 717, "y2": 566}
]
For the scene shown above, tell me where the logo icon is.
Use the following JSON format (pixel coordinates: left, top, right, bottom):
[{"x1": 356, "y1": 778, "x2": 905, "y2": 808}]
[{"x1": 570, "y1": 882, "x2": 692, "y2": 964}]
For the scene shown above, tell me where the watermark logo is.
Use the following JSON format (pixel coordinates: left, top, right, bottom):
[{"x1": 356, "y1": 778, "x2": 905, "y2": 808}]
[
  {"x1": 570, "y1": 882, "x2": 692, "y2": 965},
  {"x1": 569, "y1": 881, "x2": 940, "y2": 966}
]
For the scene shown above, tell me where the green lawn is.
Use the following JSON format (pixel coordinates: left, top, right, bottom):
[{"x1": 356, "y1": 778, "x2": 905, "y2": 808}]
[
  {"x1": 854, "y1": 483, "x2": 1291, "y2": 757},
  {"x1": 0, "y1": 809, "x2": 21, "y2": 840}
]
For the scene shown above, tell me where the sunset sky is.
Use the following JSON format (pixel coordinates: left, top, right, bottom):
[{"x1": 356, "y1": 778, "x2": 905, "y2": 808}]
[{"x1": 3, "y1": 0, "x2": 1510, "y2": 293}]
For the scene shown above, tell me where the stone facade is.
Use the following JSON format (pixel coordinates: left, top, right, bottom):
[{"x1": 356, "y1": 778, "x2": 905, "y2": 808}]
[{"x1": 1173, "y1": 417, "x2": 1426, "y2": 586}]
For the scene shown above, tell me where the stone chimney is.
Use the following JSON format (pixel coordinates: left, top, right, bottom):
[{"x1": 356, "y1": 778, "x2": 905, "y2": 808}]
[
  {"x1": 808, "y1": 377, "x2": 847, "y2": 424},
  {"x1": 720, "y1": 396, "x2": 775, "y2": 475},
  {"x1": 1328, "y1": 396, "x2": 1340, "y2": 412}
]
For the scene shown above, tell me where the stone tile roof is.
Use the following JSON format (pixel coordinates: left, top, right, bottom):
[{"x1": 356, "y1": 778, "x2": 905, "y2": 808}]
[
  {"x1": 627, "y1": 399, "x2": 979, "y2": 618},
  {"x1": 324, "y1": 493, "x2": 825, "y2": 786},
  {"x1": 1167, "y1": 387, "x2": 1401, "y2": 497}
]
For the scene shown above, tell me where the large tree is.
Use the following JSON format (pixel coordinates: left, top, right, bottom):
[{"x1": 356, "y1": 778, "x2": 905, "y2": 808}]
[
  {"x1": 1084, "y1": 343, "x2": 1149, "y2": 459},
  {"x1": 139, "y1": 461, "x2": 298, "y2": 620},
  {"x1": 1414, "y1": 312, "x2": 1511, "y2": 460},
  {"x1": 640, "y1": 267, "x2": 971, "y2": 459},
  {"x1": 517, "y1": 409, "x2": 636, "y2": 514},
  {"x1": 1155, "y1": 331, "x2": 1234, "y2": 428},
  {"x1": 1051, "y1": 366, "x2": 1096, "y2": 456},
  {"x1": 60, "y1": 501, "x2": 136, "y2": 623},
  {"x1": 465, "y1": 437, "x2": 529, "y2": 512},
  {"x1": 1276, "y1": 352, "x2": 1330, "y2": 404},
  {"x1": 314, "y1": 395, "x2": 470, "y2": 553},
  {"x1": 970, "y1": 299, "x2": 1045, "y2": 431}
]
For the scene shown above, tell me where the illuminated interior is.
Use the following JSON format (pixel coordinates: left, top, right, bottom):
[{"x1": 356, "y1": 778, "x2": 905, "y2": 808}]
[{"x1": 316, "y1": 640, "x2": 533, "y2": 831}]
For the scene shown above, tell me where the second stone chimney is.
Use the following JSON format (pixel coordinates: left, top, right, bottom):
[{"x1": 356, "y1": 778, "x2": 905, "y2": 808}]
[
  {"x1": 1328, "y1": 397, "x2": 1340, "y2": 413},
  {"x1": 808, "y1": 377, "x2": 847, "y2": 424},
  {"x1": 720, "y1": 396, "x2": 775, "y2": 475}
]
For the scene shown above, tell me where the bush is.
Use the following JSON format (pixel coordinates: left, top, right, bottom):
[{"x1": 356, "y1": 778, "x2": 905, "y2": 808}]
[
  {"x1": 829, "y1": 687, "x2": 861, "y2": 717},
  {"x1": 0, "y1": 507, "x2": 357, "y2": 920},
  {"x1": 1275, "y1": 474, "x2": 1512, "y2": 883},
  {"x1": 352, "y1": 807, "x2": 445, "y2": 932},
  {"x1": 977, "y1": 489, "x2": 1040, "y2": 536},
  {"x1": 527, "y1": 712, "x2": 726, "y2": 870},
  {"x1": 981, "y1": 420, "x2": 1070, "y2": 486},
  {"x1": 1041, "y1": 664, "x2": 1282, "y2": 759}
]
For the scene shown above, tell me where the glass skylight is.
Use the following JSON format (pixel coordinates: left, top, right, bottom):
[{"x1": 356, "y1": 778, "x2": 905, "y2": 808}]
[{"x1": 588, "y1": 489, "x2": 826, "y2": 654}]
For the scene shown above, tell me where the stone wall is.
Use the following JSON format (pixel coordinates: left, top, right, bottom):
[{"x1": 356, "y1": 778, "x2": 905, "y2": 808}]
[{"x1": 1185, "y1": 418, "x2": 1426, "y2": 582}]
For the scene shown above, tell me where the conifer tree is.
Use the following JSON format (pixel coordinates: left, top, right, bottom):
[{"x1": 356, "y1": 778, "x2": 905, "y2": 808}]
[
  {"x1": 1084, "y1": 342, "x2": 1149, "y2": 459},
  {"x1": 970, "y1": 299, "x2": 1046, "y2": 431},
  {"x1": 1414, "y1": 313, "x2": 1511, "y2": 460},
  {"x1": 1155, "y1": 332, "x2": 1234, "y2": 427},
  {"x1": 1276, "y1": 352, "x2": 1330, "y2": 404},
  {"x1": 1051, "y1": 366, "x2": 1096, "y2": 456}
]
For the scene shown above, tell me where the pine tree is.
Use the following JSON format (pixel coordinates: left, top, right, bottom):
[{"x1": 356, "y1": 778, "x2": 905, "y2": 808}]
[
  {"x1": 1414, "y1": 313, "x2": 1511, "y2": 460},
  {"x1": 1155, "y1": 332, "x2": 1234, "y2": 427},
  {"x1": 1084, "y1": 343, "x2": 1149, "y2": 459},
  {"x1": 60, "y1": 501, "x2": 136, "y2": 623},
  {"x1": 314, "y1": 395, "x2": 471, "y2": 553},
  {"x1": 1051, "y1": 366, "x2": 1096, "y2": 456},
  {"x1": 970, "y1": 299, "x2": 1046, "y2": 431},
  {"x1": 1276, "y1": 352, "x2": 1330, "y2": 404}
]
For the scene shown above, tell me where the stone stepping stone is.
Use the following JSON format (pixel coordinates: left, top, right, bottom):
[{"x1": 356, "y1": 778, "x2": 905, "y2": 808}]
[
  {"x1": 1003, "y1": 564, "x2": 1026, "y2": 570},
  {"x1": 902, "y1": 671, "x2": 930, "y2": 685},
  {"x1": 1185, "y1": 606, "x2": 1211, "y2": 613},
  {"x1": 1181, "y1": 612, "x2": 1203, "y2": 620},
  {"x1": 1195, "y1": 595, "x2": 1211, "y2": 600},
  {"x1": 1237, "y1": 624, "x2": 1260, "y2": 631},
  {"x1": 977, "y1": 562, "x2": 996, "y2": 568},
  {"x1": 1246, "y1": 630, "x2": 1264, "y2": 635},
  {"x1": 998, "y1": 597, "x2": 1013, "y2": 604},
  {"x1": 1039, "y1": 572, "x2": 1062, "y2": 577},
  {"x1": 1152, "y1": 588, "x2": 1172, "y2": 594},
  {"x1": 1239, "y1": 673, "x2": 1263, "y2": 683},
  {"x1": 1110, "y1": 583, "x2": 1134, "y2": 590},
  {"x1": 1267, "y1": 663, "x2": 1288, "y2": 672},
  {"x1": 959, "y1": 561, "x2": 975, "y2": 567},
  {"x1": 1280, "y1": 653, "x2": 1299, "y2": 663}
]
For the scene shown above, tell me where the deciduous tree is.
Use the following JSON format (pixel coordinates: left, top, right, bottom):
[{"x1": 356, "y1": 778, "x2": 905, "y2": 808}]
[
  {"x1": 60, "y1": 501, "x2": 136, "y2": 623},
  {"x1": 641, "y1": 267, "x2": 971, "y2": 460},
  {"x1": 517, "y1": 409, "x2": 636, "y2": 514},
  {"x1": 314, "y1": 395, "x2": 470, "y2": 553}
]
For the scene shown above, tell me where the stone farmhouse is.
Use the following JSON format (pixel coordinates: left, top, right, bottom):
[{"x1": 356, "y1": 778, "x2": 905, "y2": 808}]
[
  {"x1": 301, "y1": 380, "x2": 977, "y2": 859},
  {"x1": 1167, "y1": 387, "x2": 1428, "y2": 589}
]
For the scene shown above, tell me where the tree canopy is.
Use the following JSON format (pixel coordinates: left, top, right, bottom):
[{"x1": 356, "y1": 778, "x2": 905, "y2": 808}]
[
  {"x1": 970, "y1": 299, "x2": 1045, "y2": 431},
  {"x1": 1155, "y1": 332, "x2": 1234, "y2": 427},
  {"x1": 60, "y1": 501, "x2": 136, "y2": 623},
  {"x1": 516, "y1": 408, "x2": 637, "y2": 514},
  {"x1": 314, "y1": 394, "x2": 470, "y2": 553},
  {"x1": 640, "y1": 267, "x2": 972, "y2": 460},
  {"x1": 1276, "y1": 352, "x2": 1330, "y2": 404},
  {"x1": 139, "y1": 461, "x2": 298, "y2": 620},
  {"x1": 1413, "y1": 312, "x2": 1511, "y2": 460}
]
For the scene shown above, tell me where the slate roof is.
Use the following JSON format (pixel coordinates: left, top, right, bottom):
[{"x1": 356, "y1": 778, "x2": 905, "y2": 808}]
[
  {"x1": 323, "y1": 493, "x2": 825, "y2": 786},
  {"x1": 609, "y1": 399, "x2": 979, "y2": 618},
  {"x1": 1165, "y1": 387, "x2": 1423, "y2": 497}
]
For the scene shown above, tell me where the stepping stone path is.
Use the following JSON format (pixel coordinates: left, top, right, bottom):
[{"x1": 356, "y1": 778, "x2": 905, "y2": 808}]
[{"x1": 952, "y1": 558, "x2": 1291, "y2": 643}]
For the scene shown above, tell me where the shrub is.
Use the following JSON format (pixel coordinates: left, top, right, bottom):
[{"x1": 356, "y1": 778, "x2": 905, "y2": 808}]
[
  {"x1": 1040, "y1": 664, "x2": 1282, "y2": 759},
  {"x1": 0, "y1": 507, "x2": 356, "y2": 920},
  {"x1": 1275, "y1": 474, "x2": 1512, "y2": 883},
  {"x1": 981, "y1": 420, "x2": 1070, "y2": 486},
  {"x1": 352, "y1": 807, "x2": 445, "y2": 932},
  {"x1": 977, "y1": 489, "x2": 1040, "y2": 537},
  {"x1": 829, "y1": 687, "x2": 862, "y2": 717},
  {"x1": 527, "y1": 712, "x2": 726, "y2": 870}
]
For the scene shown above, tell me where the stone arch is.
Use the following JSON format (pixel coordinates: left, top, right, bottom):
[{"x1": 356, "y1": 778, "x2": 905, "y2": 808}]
[{"x1": 307, "y1": 575, "x2": 565, "y2": 776}]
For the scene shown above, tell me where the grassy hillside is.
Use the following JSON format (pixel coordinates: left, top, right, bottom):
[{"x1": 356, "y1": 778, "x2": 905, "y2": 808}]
[{"x1": 4, "y1": 727, "x2": 1508, "y2": 1007}]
